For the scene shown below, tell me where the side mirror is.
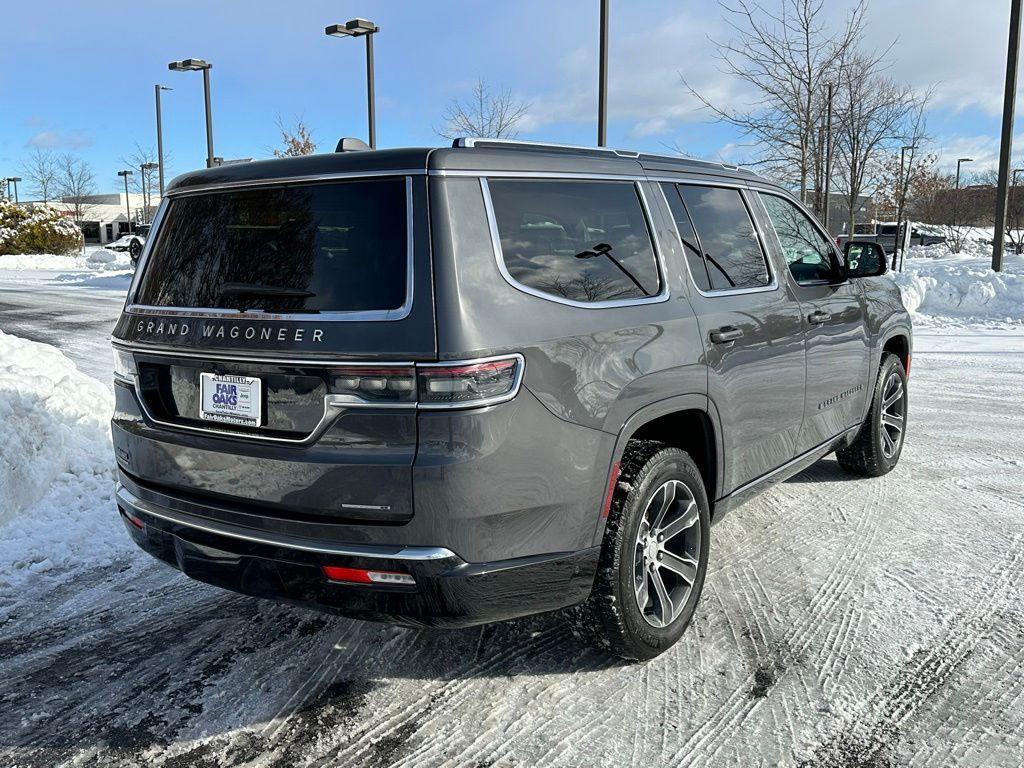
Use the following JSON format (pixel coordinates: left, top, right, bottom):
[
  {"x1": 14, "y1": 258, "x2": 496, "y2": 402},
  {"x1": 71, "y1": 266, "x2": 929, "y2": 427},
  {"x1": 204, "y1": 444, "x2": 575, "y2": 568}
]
[{"x1": 843, "y1": 241, "x2": 888, "y2": 279}]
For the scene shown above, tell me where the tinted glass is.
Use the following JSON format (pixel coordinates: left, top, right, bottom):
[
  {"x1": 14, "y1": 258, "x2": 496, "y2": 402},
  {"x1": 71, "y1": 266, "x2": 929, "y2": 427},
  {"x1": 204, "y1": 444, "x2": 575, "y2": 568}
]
[
  {"x1": 678, "y1": 185, "x2": 769, "y2": 291},
  {"x1": 488, "y1": 180, "x2": 660, "y2": 303},
  {"x1": 760, "y1": 193, "x2": 837, "y2": 284},
  {"x1": 661, "y1": 182, "x2": 712, "y2": 292},
  {"x1": 135, "y1": 178, "x2": 408, "y2": 313}
]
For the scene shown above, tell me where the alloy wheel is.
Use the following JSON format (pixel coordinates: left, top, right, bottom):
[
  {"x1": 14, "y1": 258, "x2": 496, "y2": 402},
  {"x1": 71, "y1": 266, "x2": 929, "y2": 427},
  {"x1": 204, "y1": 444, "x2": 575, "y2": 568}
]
[
  {"x1": 633, "y1": 479, "x2": 702, "y2": 628},
  {"x1": 880, "y1": 372, "x2": 906, "y2": 459}
]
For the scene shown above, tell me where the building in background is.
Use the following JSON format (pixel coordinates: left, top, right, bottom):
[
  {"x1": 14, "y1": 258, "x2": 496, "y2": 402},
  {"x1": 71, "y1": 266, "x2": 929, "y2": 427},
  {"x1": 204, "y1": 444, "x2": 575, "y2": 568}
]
[{"x1": 24, "y1": 193, "x2": 156, "y2": 244}]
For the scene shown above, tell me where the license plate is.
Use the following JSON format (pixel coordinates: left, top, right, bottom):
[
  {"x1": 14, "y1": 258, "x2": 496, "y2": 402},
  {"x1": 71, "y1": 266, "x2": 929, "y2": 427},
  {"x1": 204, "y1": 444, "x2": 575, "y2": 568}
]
[{"x1": 199, "y1": 373, "x2": 262, "y2": 427}]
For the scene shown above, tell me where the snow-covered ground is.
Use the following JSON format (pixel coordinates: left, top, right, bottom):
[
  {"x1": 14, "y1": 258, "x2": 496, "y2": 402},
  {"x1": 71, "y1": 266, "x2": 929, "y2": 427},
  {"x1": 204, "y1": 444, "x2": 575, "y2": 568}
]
[{"x1": 0, "y1": 246, "x2": 1022, "y2": 767}]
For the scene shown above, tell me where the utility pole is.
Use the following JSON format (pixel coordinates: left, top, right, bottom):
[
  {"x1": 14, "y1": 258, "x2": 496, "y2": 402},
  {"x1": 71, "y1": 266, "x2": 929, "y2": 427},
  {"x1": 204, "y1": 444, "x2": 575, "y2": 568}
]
[
  {"x1": 823, "y1": 82, "x2": 834, "y2": 232},
  {"x1": 597, "y1": 0, "x2": 609, "y2": 147},
  {"x1": 155, "y1": 85, "x2": 171, "y2": 196},
  {"x1": 993, "y1": 0, "x2": 1023, "y2": 272}
]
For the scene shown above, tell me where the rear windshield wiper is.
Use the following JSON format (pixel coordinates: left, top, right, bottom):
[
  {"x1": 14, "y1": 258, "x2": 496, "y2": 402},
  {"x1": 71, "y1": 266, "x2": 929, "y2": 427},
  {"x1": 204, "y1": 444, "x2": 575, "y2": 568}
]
[{"x1": 219, "y1": 282, "x2": 316, "y2": 299}]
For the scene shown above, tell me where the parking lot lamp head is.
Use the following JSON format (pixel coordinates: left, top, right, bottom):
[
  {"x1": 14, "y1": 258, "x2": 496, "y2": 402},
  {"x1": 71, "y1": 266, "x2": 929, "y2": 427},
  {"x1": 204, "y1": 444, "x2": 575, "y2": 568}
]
[
  {"x1": 325, "y1": 19, "x2": 380, "y2": 149},
  {"x1": 168, "y1": 59, "x2": 215, "y2": 168}
]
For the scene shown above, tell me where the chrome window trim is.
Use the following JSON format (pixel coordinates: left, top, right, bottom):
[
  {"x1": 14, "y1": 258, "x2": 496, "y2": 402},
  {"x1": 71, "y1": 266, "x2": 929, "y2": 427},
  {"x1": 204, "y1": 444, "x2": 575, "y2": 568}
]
[
  {"x1": 115, "y1": 484, "x2": 457, "y2": 560},
  {"x1": 127, "y1": 176, "x2": 416, "y2": 323},
  {"x1": 162, "y1": 168, "x2": 427, "y2": 197},
  {"x1": 479, "y1": 177, "x2": 671, "y2": 310},
  {"x1": 656, "y1": 182, "x2": 780, "y2": 299}
]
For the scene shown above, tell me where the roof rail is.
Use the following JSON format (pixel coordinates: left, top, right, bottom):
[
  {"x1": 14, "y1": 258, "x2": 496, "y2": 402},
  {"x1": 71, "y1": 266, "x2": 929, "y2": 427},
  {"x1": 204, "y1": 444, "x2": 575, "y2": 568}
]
[
  {"x1": 452, "y1": 137, "x2": 753, "y2": 176},
  {"x1": 453, "y1": 137, "x2": 640, "y2": 159}
]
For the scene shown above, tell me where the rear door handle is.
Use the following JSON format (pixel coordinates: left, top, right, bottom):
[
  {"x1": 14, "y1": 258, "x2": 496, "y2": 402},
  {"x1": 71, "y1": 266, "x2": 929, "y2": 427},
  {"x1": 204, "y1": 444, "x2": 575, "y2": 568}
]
[
  {"x1": 808, "y1": 310, "x2": 832, "y2": 324},
  {"x1": 709, "y1": 326, "x2": 744, "y2": 344}
]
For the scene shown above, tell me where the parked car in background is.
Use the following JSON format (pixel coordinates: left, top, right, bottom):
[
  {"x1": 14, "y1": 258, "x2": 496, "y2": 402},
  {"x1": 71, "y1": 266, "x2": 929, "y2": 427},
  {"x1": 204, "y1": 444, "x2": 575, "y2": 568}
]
[
  {"x1": 110, "y1": 139, "x2": 912, "y2": 661},
  {"x1": 837, "y1": 222, "x2": 946, "y2": 255},
  {"x1": 107, "y1": 230, "x2": 147, "y2": 263}
]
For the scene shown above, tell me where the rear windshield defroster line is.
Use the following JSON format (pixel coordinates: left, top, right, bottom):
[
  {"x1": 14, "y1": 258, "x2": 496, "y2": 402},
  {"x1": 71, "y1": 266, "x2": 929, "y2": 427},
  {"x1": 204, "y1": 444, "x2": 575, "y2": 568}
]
[{"x1": 132, "y1": 177, "x2": 411, "y2": 317}]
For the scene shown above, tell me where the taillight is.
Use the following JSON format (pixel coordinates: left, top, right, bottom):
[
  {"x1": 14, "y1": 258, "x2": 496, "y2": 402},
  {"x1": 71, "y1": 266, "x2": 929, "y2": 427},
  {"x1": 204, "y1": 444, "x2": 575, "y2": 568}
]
[
  {"x1": 328, "y1": 366, "x2": 417, "y2": 403},
  {"x1": 325, "y1": 356, "x2": 523, "y2": 408},
  {"x1": 418, "y1": 356, "x2": 521, "y2": 407}
]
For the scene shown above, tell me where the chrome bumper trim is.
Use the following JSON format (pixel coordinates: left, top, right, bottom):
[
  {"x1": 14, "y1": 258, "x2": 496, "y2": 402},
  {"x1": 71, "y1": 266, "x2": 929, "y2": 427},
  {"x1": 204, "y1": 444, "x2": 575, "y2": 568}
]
[{"x1": 115, "y1": 484, "x2": 457, "y2": 561}]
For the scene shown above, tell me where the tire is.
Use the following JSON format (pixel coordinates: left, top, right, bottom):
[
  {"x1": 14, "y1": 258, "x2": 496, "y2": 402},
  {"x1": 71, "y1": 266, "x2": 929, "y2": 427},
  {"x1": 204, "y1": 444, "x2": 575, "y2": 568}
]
[
  {"x1": 836, "y1": 352, "x2": 908, "y2": 477},
  {"x1": 129, "y1": 238, "x2": 143, "y2": 261},
  {"x1": 567, "y1": 443, "x2": 711, "y2": 661}
]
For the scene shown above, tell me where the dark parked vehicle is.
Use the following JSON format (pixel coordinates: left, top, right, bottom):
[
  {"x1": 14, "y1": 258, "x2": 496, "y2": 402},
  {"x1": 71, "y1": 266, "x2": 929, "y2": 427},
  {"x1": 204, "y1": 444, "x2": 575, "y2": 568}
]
[
  {"x1": 111, "y1": 139, "x2": 911, "y2": 660},
  {"x1": 837, "y1": 222, "x2": 946, "y2": 255}
]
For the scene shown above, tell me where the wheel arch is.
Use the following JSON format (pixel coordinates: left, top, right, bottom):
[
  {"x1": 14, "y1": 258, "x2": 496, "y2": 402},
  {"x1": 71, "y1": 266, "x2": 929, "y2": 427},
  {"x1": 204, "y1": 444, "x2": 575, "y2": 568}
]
[{"x1": 593, "y1": 394, "x2": 722, "y2": 546}]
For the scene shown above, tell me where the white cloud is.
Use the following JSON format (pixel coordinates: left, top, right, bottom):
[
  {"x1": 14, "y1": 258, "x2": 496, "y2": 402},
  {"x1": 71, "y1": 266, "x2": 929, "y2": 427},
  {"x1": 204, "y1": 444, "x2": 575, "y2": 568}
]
[{"x1": 26, "y1": 130, "x2": 92, "y2": 150}]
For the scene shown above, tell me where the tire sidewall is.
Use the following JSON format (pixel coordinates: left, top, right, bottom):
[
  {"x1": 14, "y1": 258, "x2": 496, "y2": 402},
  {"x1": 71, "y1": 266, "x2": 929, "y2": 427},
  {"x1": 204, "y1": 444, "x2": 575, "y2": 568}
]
[
  {"x1": 613, "y1": 451, "x2": 711, "y2": 657},
  {"x1": 869, "y1": 355, "x2": 908, "y2": 471}
]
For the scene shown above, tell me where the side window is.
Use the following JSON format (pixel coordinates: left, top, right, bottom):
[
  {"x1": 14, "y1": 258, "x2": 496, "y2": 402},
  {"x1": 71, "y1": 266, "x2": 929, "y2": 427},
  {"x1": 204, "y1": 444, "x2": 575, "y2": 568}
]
[
  {"x1": 660, "y1": 182, "x2": 712, "y2": 292},
  {"x1": 760, "y1": 193, "x2": 838, "y2": 284},
  {"x1": 487, "y1": 179, "x2": 661, "y2": 304},
  {"x1": 677, "y1": 185, "x2": 770, "y2": 291}
]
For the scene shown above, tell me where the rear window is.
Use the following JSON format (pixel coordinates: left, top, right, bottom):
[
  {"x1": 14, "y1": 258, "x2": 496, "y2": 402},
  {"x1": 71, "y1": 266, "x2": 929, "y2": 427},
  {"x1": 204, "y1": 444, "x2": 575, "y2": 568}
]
[
  {"x1": 487, "y1": 179, "x2": 661, "y2": 304},
  {"x1": 135, "y1": 178, "x2": 408, "y2": 314}
]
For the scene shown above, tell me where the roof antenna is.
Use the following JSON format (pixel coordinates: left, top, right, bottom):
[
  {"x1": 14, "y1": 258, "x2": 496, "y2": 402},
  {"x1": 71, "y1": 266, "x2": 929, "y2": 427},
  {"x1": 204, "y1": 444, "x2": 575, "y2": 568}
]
[{"x1": 336, "y1": 137, "x2": 372, "y2": 152}]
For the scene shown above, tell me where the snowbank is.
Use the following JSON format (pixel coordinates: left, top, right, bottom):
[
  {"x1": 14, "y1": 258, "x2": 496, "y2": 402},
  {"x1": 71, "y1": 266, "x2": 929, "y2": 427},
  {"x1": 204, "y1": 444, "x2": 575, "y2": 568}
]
[
  {"x1": 0, "y1": 247, "x2": 132, "y2": 273},
  {"x1": 893, "y1": 246, "x2": 1024, "y2": 329},
  {"x1": 0, "y1": 330, "x2": 126, "y2": 583}
]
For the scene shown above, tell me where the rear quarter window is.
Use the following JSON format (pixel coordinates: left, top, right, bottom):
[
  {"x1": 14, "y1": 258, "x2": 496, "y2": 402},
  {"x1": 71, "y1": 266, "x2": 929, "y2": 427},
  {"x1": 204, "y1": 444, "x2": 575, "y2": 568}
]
[
  {"x1": 134, "y1": 177, "x2": 409, "y2": 314},
  {"x1": 486, "y1": 179, "x2": 662, "y2": 304}
]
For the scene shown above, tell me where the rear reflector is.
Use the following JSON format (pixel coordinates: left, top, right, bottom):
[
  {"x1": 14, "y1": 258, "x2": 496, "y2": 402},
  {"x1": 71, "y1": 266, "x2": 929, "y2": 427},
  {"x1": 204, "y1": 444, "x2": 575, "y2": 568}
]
[
  {"x1": 120, "y1": 508, "x2": 144, "y2": 530},
  {"x1": 321, "y1": 565, "x2": 416, "y2": 586}
]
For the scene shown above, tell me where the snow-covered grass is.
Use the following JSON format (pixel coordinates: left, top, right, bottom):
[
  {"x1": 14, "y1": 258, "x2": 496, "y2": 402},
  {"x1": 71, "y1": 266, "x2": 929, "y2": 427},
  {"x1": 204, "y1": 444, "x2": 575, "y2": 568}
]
[
  {"x1": 0, "y1": 246, "x2": 133, "y2": 273},
  {"x1": 0, "y1": 329, "x2": 125, "y2": 585},
  {"x1": 893, "y1": 244, "x2": 1024, "y2": 329}
]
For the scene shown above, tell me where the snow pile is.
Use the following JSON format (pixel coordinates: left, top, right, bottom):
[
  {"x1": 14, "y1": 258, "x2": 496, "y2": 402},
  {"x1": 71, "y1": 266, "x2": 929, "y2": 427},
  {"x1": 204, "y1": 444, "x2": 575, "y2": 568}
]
[
  {"x1": 0, "y1": 329, "x2": 126, "y2": 582},
  {"x1": 0, "y1": 247, "x2": 132, "y2": 272},
  {"x1": 893, "y1": 246, "x2": 1024, "y2": 328}
]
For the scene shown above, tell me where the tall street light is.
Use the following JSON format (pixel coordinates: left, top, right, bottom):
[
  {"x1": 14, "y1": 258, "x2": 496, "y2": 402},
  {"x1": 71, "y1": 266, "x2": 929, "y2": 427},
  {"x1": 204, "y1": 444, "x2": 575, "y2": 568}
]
[
  {"x1": 325, "y1": 19, "x2": 380, "y2": 149},
  {"x1": 953, "y1": 157, "x2": 973, "y2": 254},
  {"x1": 141, "y1": 162, "x2": 159, "y2": 223},
  {"x1": 597, "y1": 0, "x2": 610, "y2": 147},
  {"x1": 155, "y1": 84, "x2": 172, "y2": 195},
  {"x1": 8, "y1": 176, "x2": 21, "y2": 204},
  {"x1": 823, "y1": 82, "x2": 835, "y2": 232},
  {"x1": 168, "y1": 59, "x2": 215, "y2": 168},
  {"x1": 992, "y1": 0, "x2": 1023, "y2": 272},
  {"x1": 117, "y1": 170, "x2": 134, "y2": 233},
  {"x1": 893, "y1": 144, "x2": 917, "y2": 271}
]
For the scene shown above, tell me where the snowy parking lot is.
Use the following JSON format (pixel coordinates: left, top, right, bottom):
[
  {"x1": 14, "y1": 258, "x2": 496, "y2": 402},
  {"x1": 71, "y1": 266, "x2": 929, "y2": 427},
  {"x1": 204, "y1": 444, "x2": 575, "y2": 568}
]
[{"x1": 1, "y1": 248, "x2": 1022, "y2": 767}]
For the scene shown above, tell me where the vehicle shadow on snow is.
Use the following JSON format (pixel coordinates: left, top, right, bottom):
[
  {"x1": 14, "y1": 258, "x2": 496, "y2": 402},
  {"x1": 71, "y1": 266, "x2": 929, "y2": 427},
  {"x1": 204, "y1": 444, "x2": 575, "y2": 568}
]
[
  {"x1": 785, "y1": 457, "x2": 862, "y2": 483},
  {"x1": 0, "y1": 569, "x2": 622, "y2": 765}
]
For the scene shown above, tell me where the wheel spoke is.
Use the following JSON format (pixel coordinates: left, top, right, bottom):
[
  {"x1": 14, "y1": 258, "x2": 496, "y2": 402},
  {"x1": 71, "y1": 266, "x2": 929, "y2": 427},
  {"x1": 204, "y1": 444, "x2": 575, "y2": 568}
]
[
  {"x1": 635, "y1": 570, "x2": 649, "y2": 612},
  {"x1": 881, "y1": 412, "x2": 903, "y2": 432},
  {"x1": 649, "y1": 566, "x2": 673, "y2": 626},
  {"x1": 881, "y1": 428, "x2": 896, "y2": 456},
  {"x1": 659, "y1": 500, "x2": 698, "y2": 541},
  {"x1": 650, "y1": 482, "x2": 676, "y2": 531},
  {"x1": 883, "y1": 379, "x2": 903, "y2": 409},
  {"x1": 659, "y1": 552, "x2": 698, "y2": 584}
]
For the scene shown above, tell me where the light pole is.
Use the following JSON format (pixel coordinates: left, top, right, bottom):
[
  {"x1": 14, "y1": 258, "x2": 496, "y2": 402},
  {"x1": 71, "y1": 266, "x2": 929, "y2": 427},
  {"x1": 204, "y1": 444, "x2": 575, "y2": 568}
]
[
  {"x1": 8, "y1": 176, "x2": 20, "y2": 204},
  {"x1": 992, "y1": 0, "x2": 1023, "y2": 271},
  {"x1": 155, "y1": 84, "x2": 172, "y2": 195},
  {"x1": 168, "y1": 59, "x2": 215, "y2": 168},
  {"x1": 823, "y1": 82, "x2": 834, "y2": 232},
  {"x1": 953, "y1": 157, "x2": 973, "y2": 254},
  {"x1": 141, "y1": 162, "x2": 159, "y2": 223},
  {"x1": 325, "y1": 19, "x2": 380, "y2": 149},
  {"x1": 893, "y1": 145, "x2": 917, "y2": 271},
  {"x1": 117, "y1": 170, "x2": 134, "y2": 233},
  {"x1": 598, "y1": 0, "x2": 610, "y2": 147}
]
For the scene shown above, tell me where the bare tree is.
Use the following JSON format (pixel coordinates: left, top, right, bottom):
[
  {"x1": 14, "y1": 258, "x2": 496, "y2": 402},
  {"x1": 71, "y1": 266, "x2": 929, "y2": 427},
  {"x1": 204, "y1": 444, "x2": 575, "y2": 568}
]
[
  {"x1": 55, "y1": 154, "x2": 97, "y2": 225},
  {"x1": 684, "y1": 0, "x2": 869, "y2": 201},
  {"x1": 119, "y1": 142, "x2": 162, "y2": 223},
  {"x1": 833, "y1": 52, "x2": 917, "y2": 237},
  {"x1": 436, "y1": 78, "x2": 530, "y2": 140},
  {"x1": 21, "y1": 148, "x2": 59, "y2": 202},
  {"x1": 273, "y1": 117, "x2": 318, "y2": 158}
]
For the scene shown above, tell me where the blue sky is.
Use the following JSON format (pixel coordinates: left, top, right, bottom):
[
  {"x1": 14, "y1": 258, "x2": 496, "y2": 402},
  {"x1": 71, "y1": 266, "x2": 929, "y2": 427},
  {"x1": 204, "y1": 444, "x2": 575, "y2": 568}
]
[{"x1": 1, "y1": 0, "x2": 1020, "y2": 195}]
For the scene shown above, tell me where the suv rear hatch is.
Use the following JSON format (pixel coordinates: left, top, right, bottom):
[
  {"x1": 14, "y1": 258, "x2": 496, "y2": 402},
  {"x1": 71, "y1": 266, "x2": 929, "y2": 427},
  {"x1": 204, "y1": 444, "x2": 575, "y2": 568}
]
[{"x1": 114, "y1": 168, "x2": 436, "y2": 524}]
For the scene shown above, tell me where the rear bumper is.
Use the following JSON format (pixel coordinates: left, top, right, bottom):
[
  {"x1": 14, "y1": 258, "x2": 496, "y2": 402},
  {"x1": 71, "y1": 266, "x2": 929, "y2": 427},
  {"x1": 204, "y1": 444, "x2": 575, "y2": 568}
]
[{"x1": 116, "y1": 483, "x2": 599, "y2": 629}]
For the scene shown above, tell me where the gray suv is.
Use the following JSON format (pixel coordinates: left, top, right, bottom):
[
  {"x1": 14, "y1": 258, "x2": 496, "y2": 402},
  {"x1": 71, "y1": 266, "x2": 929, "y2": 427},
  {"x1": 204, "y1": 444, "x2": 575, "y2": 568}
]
[{"x1": 111, "y1": 138, "x2": 911, "y2": 660}]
